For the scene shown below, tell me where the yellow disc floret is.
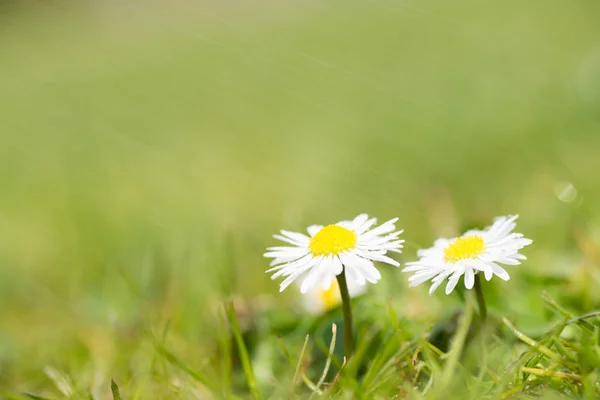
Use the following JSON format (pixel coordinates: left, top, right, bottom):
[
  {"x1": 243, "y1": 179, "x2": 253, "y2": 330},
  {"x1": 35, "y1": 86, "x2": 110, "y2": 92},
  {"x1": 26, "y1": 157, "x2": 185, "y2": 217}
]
[
  {"x1": 309, "y1": 225, "x2": 357, "y2": 256},
  {"x1": 444, "y1": 235, "x2": 485, "y2": 263},
  {"x1": 319, "y1": 280, "x2": 341, "y2": 310}
]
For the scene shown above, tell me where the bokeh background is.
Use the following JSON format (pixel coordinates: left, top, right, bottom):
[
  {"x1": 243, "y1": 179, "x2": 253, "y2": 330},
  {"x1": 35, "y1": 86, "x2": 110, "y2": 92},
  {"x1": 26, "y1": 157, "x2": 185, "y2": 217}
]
[{"x1": 1, "y1": 0, "x2": 600, "y2": 397}]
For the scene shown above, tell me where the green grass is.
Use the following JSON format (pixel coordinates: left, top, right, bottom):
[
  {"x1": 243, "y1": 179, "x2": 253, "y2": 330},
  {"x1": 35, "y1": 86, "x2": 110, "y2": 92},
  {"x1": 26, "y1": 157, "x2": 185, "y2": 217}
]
[{"x1": 1, "y1": 1, "x2": 600, "y2": 398}]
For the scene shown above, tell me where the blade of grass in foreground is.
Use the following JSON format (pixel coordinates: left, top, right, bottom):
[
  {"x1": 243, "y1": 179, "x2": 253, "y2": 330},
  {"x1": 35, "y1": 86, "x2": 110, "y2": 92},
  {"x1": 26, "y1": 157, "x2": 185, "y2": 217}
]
[
  {"x1": 111, "y1": 379, "x2": 122, "y2": 400},
  {"x1": 293, "y1": 335, "x2": 311, "y2": 388},
  {"x1": 277, "y1": 335, "x2": 322, "y2": 395},
  {"x1": 44, "y1": 366, "x2": 75, "y2": 398},
  {"x1": 435, "y1": 291, "x2": 474, "y2": 395},
  {"x1": 24, "y1": 395, "x2": 51, "y2": 400},
  {"x1": 227, "y1": 301, "x2": 263, "y2": 400},
  {"x1": 541, "y1": 292, "x2": 596, "y2": 331},
  {"x1": 361, "y1": 328, "x2": 405, "y2": 392},
  {"x1": 502, "y1": 318, "x2": 566, "y2": 365},
  {"x1": 18, "y1": 395, "x2": 50, "y2": 400},
  {"x1": 312, "y1": 323, "x2": 337, "y2": 396},
  {"x1": 217, "y1": 304, "x2": 233, "y2": 397}
]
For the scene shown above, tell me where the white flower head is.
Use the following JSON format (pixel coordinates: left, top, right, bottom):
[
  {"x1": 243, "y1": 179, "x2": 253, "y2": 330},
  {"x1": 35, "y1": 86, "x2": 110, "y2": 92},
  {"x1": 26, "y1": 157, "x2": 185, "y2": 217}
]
[
  {"x1": 264, "y1": 214, "x2": 404, "y2": 293},
  {"x1": 300, "y1": 278, "x2": 367, "y2": 315},
  {"x1": 402, "y1": 215, "x2": 532, "y2": 296}
]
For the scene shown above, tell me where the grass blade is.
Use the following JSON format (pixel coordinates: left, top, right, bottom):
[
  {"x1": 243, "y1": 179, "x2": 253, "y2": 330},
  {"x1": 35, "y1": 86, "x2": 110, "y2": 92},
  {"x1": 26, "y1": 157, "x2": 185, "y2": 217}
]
[
  {"x1": 362, "y1": 329, "x2": 404, "y2": 390},
  {"x1": 313, "y1": 323, "x2": 337, "y2": 395},
  {"x1": 24, "y1": 395, "x2": 51, "y2": 400},
  {"x1": 43, "y1": 366, "x2": 74, "y2": 398},
  {"x1": 502, "y1": 318, "x2": 567, "y2": 365},
  {"x1": 566, "y1": 311, "x2": 600, "y2": 326},
  {"x1": 277, "y1": 336, "x2": 322, "y2": 394},
  {"x1": 217, "y1": 304, "x2": 233, "y2": 397},
  {"x1": 227, "y1": 301, "x2": 263, "y2": 400},
  {"x1": 292, "y1": 335, "x2": 310, "y2": 387},
  {"x1": 542, "y1": 292, "x2": 595, "y2": 331},
  {"x1": 522, "y1": 367, "x2": 582, "y2": 382},
  {"x1": 111, "y1": 379, "x2": 122, "y2": 400},
  {"x1": 438, "y1": 290, "x2": 474, "y2": 392}
]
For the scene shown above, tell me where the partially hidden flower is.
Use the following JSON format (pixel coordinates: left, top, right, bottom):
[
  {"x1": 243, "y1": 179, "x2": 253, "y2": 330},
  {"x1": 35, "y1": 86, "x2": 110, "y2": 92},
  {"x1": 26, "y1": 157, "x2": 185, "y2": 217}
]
[
  {"x1": 402, "y1": 215, "x2": 532, "y2": 295},
  {"x1": 264, "y1": 214, "x2": 404, "y2": 293},
  {"x1": 300, "y1": 278, "x2": 366, "y2": 315}
]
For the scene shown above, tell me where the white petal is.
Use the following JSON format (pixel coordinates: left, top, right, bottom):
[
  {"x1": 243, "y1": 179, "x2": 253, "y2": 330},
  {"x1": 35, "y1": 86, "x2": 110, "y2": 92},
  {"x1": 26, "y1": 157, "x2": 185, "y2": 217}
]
[
  {"x1": 300, "y1": 263, "x2": 328, "y2": 293},
  {"x1": 321, "y1": 271, "x2": 334, "y2": 291},
  {"x1": 354, "y1": 249, "x2": 400, "y2": 267},
  {"x1": 408, "y1": 270, "x2": 441, "y2": 286},
  {"x1": 361, "y1": 218, "x2": 398, "y2": 238},
  {"x1": 353, "y1": 257, "x2": 382, "y2": 283},
  {"x1": 432, "y1": 238, "x2": 454, "y2": 249},
  {"x1": 280, "y1": 230, "x2": 310, "y2": 245},
  {"x1": 345, "y1": 266, "x2": 365, "y2": 286},
  {"x1": 318, "y1": 254, "x2": 335, "y2": 275},
  {"x1": 280, "y1": 274, "x2": 302, "y2": 292},
  {"x1": 484, "y1": 268, "x2": 493, "y2": 281},
  {"x1": 266, "y1": 253, "x2": 313, "y2": 273},
  {"x1": 408, "y1": 269, "x2": 441, "y2": 282},
  {"x1": 273, "y1": 234, "x2": 307, "y2": 247},
  {"x1": 473, "y1": 257, "x2": 493, "y2": 271},
  {"x1": 351, "y1": 214, "x2": 369, "y2": 229},
  {"x1": 263, "y1": 249, "x2": 308, "y2": 258},
  {"x1": 331, "y1": 255, "x2": 344, "y2": 275},
  {"x1": 356, "y1": 217, "x2": 378, "y2": 235},
  {"x1": 488, "y1": 262, "x2": 510, "y2": 281},
  {"x1": 269, "y1": 255, "x2": 304, "y2": 267},
  {"x1": 496, "y1": 257, "x2": 521, "y2": 265},
  {"x1": 464, "y1": 268, "x2": 475, "y2": 289},
  {"x1": 339, "y1": 253, "x2": 381, "y2": 283},
  {"x1": 402, "y1": 262, "x2": 431, "y2": 272},
  {"x1": 429, "y1": 275, "x2": 446, "y2": 295},
  {"x1": 487, "y1": 215, "x2": 518, "y2": 238},
  {"x1": 279, "y1": 258, "x2": 319, "y2": 292},
  {"x1": 347, "y1": 279, "x2": 367, "y2": 297},
  {"x1": 445, "y1": 270, "x2": 463, "y2": 295},
  {"x1": 266, "y1": 246, "x2": 302, "y2": 251},
  {"x1": 520, "y1": 238, "x2": 533, "y2": 246},
  {"x1": 358, "y1": 234, "x2": 402, "y2": 246},
  {"x1": 270, "y1": 255, "x2": 316, "y2": 279},
  {"x1": 336, "y1": 220, "x2": 354, "y2": 230}
]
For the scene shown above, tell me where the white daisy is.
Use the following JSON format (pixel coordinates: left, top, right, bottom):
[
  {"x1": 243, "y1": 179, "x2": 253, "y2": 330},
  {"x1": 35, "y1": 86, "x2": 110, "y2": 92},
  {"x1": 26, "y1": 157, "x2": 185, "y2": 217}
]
[
  {"x1": 264, "y1": 214, "x2": 404, "y2": 293},
  {"x1": 300, "y1": 278, "x2": 367, "y2": 315},
  {"x1": 402, "y1": 215, "x2": 532, "y2": 295}
]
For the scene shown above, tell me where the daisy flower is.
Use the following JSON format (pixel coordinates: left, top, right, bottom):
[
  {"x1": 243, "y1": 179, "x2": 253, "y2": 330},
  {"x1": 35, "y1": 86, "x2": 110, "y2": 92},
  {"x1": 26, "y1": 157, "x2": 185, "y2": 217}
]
[
  {"x1": 300, "y1": 278, "x2": 367, "y2": 315},
  {"x1": 402, "y1": 215, "x2": 532, "y2": 295},
  {"x1": 264, "y1": 214, "x2": 404, "y2": 293}
]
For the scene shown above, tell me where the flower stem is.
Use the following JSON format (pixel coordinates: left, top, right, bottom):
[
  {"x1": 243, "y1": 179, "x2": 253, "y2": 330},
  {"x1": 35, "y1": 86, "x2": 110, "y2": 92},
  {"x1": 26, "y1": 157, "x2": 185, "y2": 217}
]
[
  {"x1": 336, "y1": 269, "x2": 354, "y2": 360},
  {"x1": 474, "y1": 274, "x2": 487, "y2": 324}
]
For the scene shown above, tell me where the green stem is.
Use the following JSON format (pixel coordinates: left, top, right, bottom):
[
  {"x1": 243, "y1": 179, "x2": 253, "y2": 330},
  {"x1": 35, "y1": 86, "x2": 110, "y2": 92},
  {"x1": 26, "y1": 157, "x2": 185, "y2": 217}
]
[
  {"x1": 474, "y1": 274, "x2": 487, "y2": 324},
  {"x1": 336, "y1": 269, "x2": 354, "y2": 360}
]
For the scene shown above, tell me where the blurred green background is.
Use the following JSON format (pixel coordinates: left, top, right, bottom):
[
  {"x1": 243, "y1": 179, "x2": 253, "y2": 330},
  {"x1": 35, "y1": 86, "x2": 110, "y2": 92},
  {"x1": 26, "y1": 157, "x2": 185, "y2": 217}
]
[{"x1": 1, "y1": 0, "x2": 600, "y2": 397}]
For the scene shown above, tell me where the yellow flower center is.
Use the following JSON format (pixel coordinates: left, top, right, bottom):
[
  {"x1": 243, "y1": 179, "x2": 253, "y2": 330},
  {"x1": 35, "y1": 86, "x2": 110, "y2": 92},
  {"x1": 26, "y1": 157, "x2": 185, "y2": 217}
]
[
  {"x1": 443, "y1": 235, "x2": 485, "y2": 263},
  {"x1": 319, "y1": 280, "x2": 341, "y2": 311},
  {"x1": 309, "y1": 225, "x2": 357, "y2": 256}
]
